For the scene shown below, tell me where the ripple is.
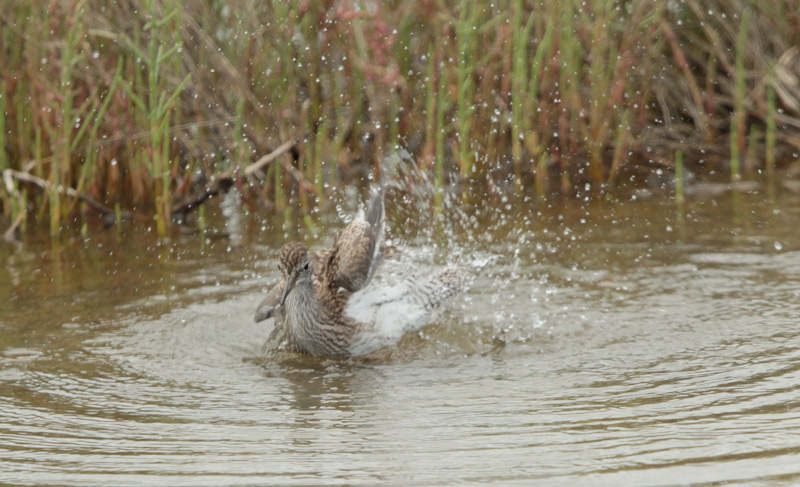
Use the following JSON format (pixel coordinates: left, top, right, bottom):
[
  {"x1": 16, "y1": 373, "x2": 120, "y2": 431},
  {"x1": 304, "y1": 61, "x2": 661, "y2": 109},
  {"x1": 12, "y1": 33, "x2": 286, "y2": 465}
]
[{"x1": 3, "y1": 193, "x2": 800, "y2": 486}]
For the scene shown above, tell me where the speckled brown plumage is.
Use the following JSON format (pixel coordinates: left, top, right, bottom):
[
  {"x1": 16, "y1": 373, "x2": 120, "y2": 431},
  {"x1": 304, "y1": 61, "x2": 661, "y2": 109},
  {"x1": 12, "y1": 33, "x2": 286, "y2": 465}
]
[
  {"x1": 254, "y1": 189, "x2": 384, "y2": 324},
  {"x1": 254, "y1": 188, "x2": 463, "y2": 357},
  {"x1": 275, "y1": 240, "x2": 359, "y2": 356}
]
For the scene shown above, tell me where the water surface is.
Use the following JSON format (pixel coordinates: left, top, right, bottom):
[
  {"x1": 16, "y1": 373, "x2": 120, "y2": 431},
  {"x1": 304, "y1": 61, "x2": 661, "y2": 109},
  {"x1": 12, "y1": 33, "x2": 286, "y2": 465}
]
[{"x1": 2, "y1": 182, "x2": 800, "y2": 486}]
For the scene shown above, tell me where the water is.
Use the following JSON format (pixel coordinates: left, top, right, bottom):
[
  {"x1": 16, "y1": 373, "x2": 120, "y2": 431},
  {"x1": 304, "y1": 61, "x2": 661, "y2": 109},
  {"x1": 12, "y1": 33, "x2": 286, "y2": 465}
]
[{"x1": 2, "y1": 182, "x2": 800, "y2": 486}]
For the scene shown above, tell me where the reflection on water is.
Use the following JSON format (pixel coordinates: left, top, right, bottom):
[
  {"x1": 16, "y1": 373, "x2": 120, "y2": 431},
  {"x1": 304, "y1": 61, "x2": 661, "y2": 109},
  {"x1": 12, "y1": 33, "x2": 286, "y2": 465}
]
[{"x1": 2, "y1": 183, "x2": 800, "y2": 486}]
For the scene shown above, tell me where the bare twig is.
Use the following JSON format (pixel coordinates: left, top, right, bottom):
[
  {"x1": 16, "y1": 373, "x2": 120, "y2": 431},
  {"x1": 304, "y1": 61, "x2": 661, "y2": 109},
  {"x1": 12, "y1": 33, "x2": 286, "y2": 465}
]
[
  {"x1": 3, "y1": 168, "x2": 133, "y2": 228},
  {"x1": 171, "y1": 139, "x2": 306, "y2": 217},
  {"x1": 170, "y1": 174, "x2": 234, "y2": 216},
  {"x1": 243, "y1": 139, "x2": 296, "y2": 177},
  {"x1": 244, "y1": 137, "x2": 318, "y2": 195}
]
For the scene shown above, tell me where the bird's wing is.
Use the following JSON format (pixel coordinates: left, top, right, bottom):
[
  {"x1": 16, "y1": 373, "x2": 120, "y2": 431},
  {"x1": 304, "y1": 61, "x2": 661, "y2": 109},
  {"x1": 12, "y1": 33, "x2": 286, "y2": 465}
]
[
  {"x1": 253, "y1": 278, "x2": 284, "y2": 322},
  {"x1": 333, "y1": 188, "x2": 385, "y2": 292}
]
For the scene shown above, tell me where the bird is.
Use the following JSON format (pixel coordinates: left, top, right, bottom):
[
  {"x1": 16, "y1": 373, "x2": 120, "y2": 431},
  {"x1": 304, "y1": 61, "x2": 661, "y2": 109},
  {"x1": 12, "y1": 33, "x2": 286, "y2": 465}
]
[
  {"x1": 253, "y1": 188, "x2": 463, "y2": 357},
  {"x1": 253, "y1": 188, "x2": 384, "y2": 330}
]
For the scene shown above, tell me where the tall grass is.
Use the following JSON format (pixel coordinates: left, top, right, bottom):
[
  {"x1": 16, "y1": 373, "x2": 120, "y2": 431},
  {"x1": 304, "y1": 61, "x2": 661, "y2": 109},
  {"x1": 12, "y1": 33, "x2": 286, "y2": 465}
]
[
  {"x1": 434, "y1": 49, "x2": 447, "y2": 212},
  {"x1": 2, "y1": 0, "x2": 799, "y2": 236},
  {"x1": 0, "y1": 80, "x2": 6, "y2": 176},
  {"x1": 456, "y1": 0, "x2": 478, "y2": 196},
  {"x1": 731, "y1": 8, "x2": 752, "y2": 183},
  {"x1": 765, "y1": 69, "x2": 777, "y2": 177},
  {"x1": 123, "y1": 0, "x2": 191, "y2": 235},
  {"x1": 674, "y1": 149, "x2": 686, "y2": 241},
  {"x1": 510, "y1": 0, "x2": 533, "y2": 192}
]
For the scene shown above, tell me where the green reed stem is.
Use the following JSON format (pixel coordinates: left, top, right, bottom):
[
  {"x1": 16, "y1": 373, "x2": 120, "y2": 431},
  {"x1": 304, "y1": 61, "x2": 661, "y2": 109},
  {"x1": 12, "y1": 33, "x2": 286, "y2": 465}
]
[
  {"x1": 20, "y1": 188, "x2": 28, "y2": 231},
  {"x1": 435, "y1": 55, "x2": 446, "y2": 212},
  {"x1": 732, "y1": 7, "x2": 751, "y2": 182},
  {"x1": 197, "y1": 203, "x2": 205, "y2": 233},
  {"x1": 528, "y1": 21, "x2": 553, "y2": 104},
  {"x1": 607, "y1": 109, "x2": 630, "y2": 188},
  {"x1": 423, "y1": 45, "x2": 437, "y2": 194},
  {"x1": 530, "y1": 20, "x2": 554, "y2": 199},
  {"x1": 675, "y1": 149, "x2": 685, "y2": 206},
  {"x1": 314, "y1": 118, "x2": 327, "y2": 197},
  {"x1": 511, "y1": 0, "x2": 534, "y2": 191},
  {"x1": 456, "y1": 0, "x2": 477, "y2": 190},
  {"x1": 114, "y1": 203, "x2": 122, "y2": 230},
  {"x1": 274, "y1": 157, "x2": 285, "y2": 212},
  {"x1": 234, "y1": 98, "x2": 245, "y2": 167},
  {"x1": 31, "y1": 129, "x2": 42, "y2": 179},
  {"x1": 730, "y1": 117, "x2": 740, "y2": 182},
  {"x1": 746, "y1": 125, "x2": 759, "y2": 176},
  {"x1": 675, "y1": 149, "x2": 686, "y2": 242},
  {"x1": 586, "y1": 0, "x2": 614, "y2": 185},
  {"x1": 50, "y1": 13, "x2": 82, "y2": 236},
  {"x1": 0, "y1": 80, "x2": 6, "y2": 173},
  {"x1": 558, "y1": 0, "x2": 580, "y2": 194},
  {"x1": 766, "y1": 70, "x2": 777, "y2": 176}
]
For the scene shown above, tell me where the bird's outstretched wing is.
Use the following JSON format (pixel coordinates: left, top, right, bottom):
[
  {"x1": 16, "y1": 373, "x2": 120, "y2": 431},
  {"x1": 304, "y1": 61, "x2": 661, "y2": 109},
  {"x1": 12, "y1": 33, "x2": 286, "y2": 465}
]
[{"x1": 332, "y1": 187, "x2": 385, "y2": 292}]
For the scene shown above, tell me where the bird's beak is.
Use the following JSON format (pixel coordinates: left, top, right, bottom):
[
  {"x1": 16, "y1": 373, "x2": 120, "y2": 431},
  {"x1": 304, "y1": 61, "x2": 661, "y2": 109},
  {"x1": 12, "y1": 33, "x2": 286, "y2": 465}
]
[{"x1": 278, "y1": 273, "x2": 297, "y2": 306}]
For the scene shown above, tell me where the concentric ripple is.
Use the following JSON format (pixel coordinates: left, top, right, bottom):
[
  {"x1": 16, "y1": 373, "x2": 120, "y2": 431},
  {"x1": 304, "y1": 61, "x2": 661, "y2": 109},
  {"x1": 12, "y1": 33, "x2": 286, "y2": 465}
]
[{"x1": 2, "y1": 189, "x2": 800, "y2": 486}]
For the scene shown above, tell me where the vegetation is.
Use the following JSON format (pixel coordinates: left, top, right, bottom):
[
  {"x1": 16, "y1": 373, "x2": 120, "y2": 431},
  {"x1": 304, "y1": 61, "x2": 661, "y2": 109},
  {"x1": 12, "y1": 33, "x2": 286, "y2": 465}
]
[{"x1": 2, "y1": 0, "x2": 799, "y2": 237}]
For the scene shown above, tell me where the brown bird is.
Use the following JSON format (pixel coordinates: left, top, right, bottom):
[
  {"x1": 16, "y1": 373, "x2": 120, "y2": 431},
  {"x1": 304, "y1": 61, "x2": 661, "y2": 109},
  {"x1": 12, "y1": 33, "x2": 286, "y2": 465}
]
[
  {"x1": 253, "y1": 188, "x2": 384, "y2": 323},
  {"x1": 254, "y1": 188, "x2": 462, "y2": 357}
]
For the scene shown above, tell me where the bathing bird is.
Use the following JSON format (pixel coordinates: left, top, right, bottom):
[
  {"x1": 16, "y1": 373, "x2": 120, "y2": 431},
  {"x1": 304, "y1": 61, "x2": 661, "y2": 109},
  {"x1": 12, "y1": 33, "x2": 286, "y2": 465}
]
[{"x1": 254, "y1": 189, "x2": 462, "y2": 357}]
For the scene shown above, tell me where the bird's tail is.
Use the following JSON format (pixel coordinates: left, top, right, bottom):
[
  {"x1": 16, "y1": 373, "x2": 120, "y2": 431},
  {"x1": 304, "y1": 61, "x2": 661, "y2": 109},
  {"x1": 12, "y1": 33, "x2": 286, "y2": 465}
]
[
  {"x1": 347, "y1": 265, "x2": 465, "y2": 356},
  {"x1": 405, "y1": 264, "x2": 466, "y2": 313}
]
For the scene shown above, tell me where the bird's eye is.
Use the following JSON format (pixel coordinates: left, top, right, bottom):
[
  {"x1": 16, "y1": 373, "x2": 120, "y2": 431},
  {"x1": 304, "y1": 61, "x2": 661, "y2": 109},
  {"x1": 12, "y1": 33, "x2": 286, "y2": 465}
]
[
  {"x1": 303, "y1": 262, "x2": 309, "y2": 270},
  {"x1": 277, "y1": 264, "x2": 282, "y2": 272}
]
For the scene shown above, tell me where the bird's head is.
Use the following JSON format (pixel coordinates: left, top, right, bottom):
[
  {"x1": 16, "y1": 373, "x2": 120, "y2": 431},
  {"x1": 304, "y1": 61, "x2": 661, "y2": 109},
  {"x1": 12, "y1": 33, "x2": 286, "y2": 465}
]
[{"x1": 277, "y1": 242, "x2": 312, "y2": 305}]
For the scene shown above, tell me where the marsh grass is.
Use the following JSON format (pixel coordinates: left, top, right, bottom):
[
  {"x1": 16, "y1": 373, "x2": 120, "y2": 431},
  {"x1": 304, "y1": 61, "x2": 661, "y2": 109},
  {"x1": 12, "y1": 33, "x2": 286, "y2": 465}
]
[
  {"x1": 674, "y1": 149, "x2": 686, "y2": 242},
  {"x1": 766, "y1": 69, "x2": 778, "y2": 177},
  {"x1": 731, "y1": 8, "x2": 752, "y2": 183},
  {"x1": 0, "y1": 80, "x2": 6, "y2": 175},
  {"x1": 456, "y1": 0, "x2": 478, "y2": 198},
  {"x1": 2, "y1": 0, "x2": 800, "y2": 236}
]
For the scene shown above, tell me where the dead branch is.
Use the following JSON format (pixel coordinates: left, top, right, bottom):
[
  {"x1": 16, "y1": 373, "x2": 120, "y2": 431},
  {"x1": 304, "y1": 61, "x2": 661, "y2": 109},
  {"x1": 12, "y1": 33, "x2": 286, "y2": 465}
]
[
  {"x1": 171, "y1": 138, "x2": 305, "y2": 217},
  {"x1": 243, "y1": 139, "x2": 296, "y2": 177},
  {"x1": 3, "y1": 168, "x2": 125, "y2": 216},
  {"x1": 170, "y1": 174, "x2": 234, "y2": 217}
]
